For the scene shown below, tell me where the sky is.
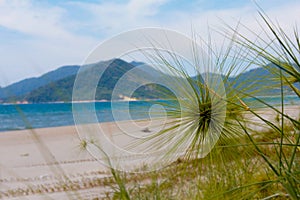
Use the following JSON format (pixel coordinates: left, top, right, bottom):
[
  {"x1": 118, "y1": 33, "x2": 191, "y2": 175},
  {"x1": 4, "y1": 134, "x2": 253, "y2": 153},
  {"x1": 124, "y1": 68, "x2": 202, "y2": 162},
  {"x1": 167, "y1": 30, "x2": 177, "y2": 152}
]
[{"x1": 0, "y1": 0, "x2": 299, "y2": 87}]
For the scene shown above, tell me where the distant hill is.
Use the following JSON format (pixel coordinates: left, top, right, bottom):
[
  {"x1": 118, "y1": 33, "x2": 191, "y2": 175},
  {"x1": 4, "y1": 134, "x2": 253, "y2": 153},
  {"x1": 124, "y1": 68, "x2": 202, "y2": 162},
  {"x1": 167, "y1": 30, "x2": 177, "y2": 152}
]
[
  {"x1": 229, "y1": 67, "x2": 278, "y2": 95},
  {"x1": 0, "y1": 65, "x2": 80, "y2": 100},
  {"x1": 19, "y1": 59, "x2": 167, "y2": 103},
  {"x1": 230, "y1": 65, "x2": 299, "y2": 96},
  {"x1": 0, "y1": 59, "x2": 298, "y2": 103}
]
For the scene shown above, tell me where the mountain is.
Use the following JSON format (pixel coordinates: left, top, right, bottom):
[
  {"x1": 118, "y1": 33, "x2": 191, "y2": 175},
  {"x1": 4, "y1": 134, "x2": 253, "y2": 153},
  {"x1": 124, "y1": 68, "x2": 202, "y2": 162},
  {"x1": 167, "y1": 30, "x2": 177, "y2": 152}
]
[
  {"x1": 130, "y1": 61, "x2": 165, "y2": 78},
  {"x1": 229, "y1": 67, "x2": 277, "y2": 95},
  {"x1": 0, "y1": 59, "x2": 298, "y2": 103},
  {"x1": 230, "y1": 65, "x2": 299, "y2": 96},
  {"x1": 0, "y1": 65, "x2": 80, "y2": 100},
  {"x1": 20, "y1": 59, "x2": 166, "y2": 103}
]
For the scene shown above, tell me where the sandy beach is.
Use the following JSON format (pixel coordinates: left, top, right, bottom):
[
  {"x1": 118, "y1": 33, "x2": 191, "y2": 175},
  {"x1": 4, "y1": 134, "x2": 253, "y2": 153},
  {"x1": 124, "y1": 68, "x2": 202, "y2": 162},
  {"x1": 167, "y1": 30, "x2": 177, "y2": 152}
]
[
  {"x1": 0, "y1": 118, "x2": 167, "y2": 200},
  {"x1": 0, "y1": 105, "x2": 299, "y2": 199},
  {"x1": 0, "y1": 124, "x2": 110, "y2": 199}
]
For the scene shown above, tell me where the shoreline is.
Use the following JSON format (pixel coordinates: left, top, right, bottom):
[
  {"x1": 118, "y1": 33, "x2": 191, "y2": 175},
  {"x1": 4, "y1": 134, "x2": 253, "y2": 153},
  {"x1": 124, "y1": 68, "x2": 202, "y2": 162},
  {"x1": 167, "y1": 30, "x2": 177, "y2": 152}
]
[
  {"x1": 0, "y1": 98, "x2": 169, "y2": 106},
  {"x1": 0, "y1": 94, "x2": 298, "y2": 105}
]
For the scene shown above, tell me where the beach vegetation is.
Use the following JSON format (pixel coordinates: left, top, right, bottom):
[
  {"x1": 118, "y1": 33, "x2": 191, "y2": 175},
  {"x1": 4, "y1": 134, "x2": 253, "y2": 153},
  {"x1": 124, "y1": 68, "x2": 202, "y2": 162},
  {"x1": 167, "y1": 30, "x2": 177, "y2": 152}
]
[{"x1": 106, "y1": 11, "x2": 300, "y2": 200}]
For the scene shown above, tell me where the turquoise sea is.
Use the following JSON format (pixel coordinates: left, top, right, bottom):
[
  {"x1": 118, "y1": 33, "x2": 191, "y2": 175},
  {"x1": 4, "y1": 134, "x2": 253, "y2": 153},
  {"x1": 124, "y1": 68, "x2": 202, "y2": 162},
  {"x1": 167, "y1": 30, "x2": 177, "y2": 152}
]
[
  {"x1": 0, "y1": 96, "x2": 299, "y2": 132},
  {"x1": 0, "y1": 101, "x2": 158, "y2": 132}
]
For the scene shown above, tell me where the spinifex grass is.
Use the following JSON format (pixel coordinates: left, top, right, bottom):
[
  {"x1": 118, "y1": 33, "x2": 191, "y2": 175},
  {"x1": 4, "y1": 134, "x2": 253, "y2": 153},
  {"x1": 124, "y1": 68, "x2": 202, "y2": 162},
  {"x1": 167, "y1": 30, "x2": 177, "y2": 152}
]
[
  {"x1": 107, "y1": 24, "x2": 299, "y2": 199},
  {"x1": 125, "y1": 32, "x2": 265, "y2": 164},
  {"x1": 88, "y1": 31, "x2": 268, "y2": 199}
]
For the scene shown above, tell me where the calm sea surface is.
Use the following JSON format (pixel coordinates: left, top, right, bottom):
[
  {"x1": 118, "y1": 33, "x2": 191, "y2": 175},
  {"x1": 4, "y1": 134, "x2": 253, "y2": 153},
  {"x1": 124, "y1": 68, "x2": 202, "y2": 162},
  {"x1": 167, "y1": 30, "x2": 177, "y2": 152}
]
[
  {"x1": 0, "y1": 96, "x2": 299, "y2": 132},
  {"x1": 0, "y1": 101, "x2": 159, "y2": 132}
]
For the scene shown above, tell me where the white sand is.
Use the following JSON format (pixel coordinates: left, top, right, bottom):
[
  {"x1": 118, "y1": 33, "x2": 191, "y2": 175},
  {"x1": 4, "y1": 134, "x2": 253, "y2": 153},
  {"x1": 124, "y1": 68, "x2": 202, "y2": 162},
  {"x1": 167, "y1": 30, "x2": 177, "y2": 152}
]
[
  {"x1": 0, "y1": 119, "x2": 166, "y2": 199},
  {"x1": 0, "y1": 105, "x2": 299, "y2": 199},
  {"x1": 245, "y1": 105, "x2": 300, "y2": 132},
  {"x1": 0, "y1": 125, "x2": 110, "y2": 199}
]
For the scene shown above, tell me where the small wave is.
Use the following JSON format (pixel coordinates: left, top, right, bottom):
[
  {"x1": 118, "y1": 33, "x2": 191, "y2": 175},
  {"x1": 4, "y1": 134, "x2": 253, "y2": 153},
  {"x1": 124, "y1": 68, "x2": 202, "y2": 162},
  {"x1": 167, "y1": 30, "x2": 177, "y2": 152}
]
[{"x1": 0, "y1": 126, "x2": 27, "y2": 132}]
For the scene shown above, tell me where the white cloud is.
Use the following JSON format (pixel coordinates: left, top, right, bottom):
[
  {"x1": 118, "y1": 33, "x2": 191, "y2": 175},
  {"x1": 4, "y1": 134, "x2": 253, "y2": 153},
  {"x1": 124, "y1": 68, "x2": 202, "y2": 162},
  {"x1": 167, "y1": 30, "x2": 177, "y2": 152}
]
[
  {"x1": 0, "y1": 0, "x2": 299, "y2": 86},
  {"x1": 127, "y1": 0, "x2": 169, "y2": 17},
  {"x1": 156, "y1": 1, "x2": 300, "y2": 48},
  {"x1": 71, "y1": 0, "x2": 299, "y2": 41},
  {"x1": 0, "y1": 0, "x2": 97, "y2": 86},
  {"x1": 69, "y1": 0, "x2": 170, "y2": 36},
  {"x1": 0, "y1": 0, "x2": 70, "y2": 39}
]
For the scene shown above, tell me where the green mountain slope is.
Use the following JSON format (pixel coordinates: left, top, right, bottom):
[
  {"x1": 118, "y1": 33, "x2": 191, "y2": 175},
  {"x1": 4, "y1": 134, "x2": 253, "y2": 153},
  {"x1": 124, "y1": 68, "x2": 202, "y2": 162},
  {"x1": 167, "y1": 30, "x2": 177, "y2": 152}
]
[
  {"x1": 1, "y1": 60, "x2": 298, "y2": 103},
  {"x1": 0, "y1": 65, "x2": 79, "y2": 100},
  {"x1": 23, "y1": 59, "x2": 166, "y2": 103}
]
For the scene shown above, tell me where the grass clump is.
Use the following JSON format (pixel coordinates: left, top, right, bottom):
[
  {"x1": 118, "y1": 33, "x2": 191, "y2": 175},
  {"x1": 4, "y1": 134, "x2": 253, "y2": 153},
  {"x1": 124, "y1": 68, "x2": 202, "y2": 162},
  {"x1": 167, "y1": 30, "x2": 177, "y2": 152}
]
[
  {"x1": 50, "y1": 9, "x2": 299, "y2": 200},
  {"x1": 107, "y1": 13, "x2": 300, "y2": 199}
]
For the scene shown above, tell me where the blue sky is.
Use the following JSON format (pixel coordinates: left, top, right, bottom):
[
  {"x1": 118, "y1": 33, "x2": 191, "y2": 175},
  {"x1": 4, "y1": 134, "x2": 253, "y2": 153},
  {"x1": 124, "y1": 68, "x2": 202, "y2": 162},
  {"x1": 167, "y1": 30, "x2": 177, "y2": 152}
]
[{"x1": 0, "y1": 0, "x2": 299, "y2": 86}]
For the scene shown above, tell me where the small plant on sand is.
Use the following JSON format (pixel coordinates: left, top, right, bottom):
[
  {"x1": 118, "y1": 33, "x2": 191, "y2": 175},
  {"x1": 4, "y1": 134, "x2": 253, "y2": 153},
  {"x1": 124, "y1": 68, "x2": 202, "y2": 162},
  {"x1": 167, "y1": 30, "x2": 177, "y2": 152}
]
[{"x1": 80, "y1": 139, "x2": 131, "y2": 200}]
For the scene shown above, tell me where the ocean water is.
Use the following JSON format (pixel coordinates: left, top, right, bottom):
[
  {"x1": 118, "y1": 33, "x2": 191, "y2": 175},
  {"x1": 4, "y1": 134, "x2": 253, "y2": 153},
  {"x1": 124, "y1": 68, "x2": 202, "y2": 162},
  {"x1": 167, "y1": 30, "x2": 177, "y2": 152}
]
[
  {"x1": 0, "y1": 101, "x2": 157, "y2": 132},
  {"x1": 0, "y1": 96, "x2": 299, "y2": 132}
]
